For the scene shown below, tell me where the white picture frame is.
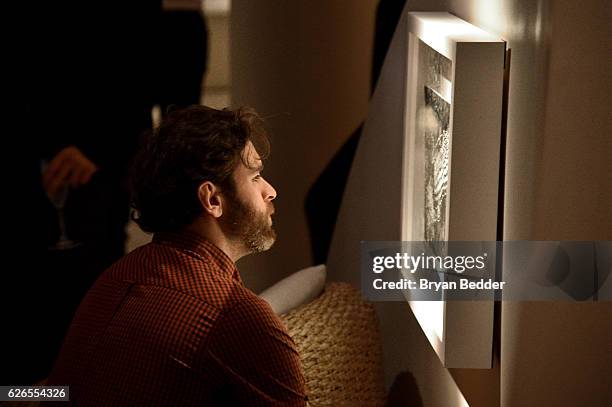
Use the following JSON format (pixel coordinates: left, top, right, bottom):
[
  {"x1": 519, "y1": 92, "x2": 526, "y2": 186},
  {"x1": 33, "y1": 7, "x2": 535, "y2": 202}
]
[{"x1": 400, "y1": 12, "x2": 505, "y2": 368}]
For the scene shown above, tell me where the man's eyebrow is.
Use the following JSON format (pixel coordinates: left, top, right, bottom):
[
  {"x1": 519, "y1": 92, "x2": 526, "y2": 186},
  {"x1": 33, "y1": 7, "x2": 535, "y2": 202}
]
[{"x1": 251, "y1": 163, "x2": 264, "y2": 172}]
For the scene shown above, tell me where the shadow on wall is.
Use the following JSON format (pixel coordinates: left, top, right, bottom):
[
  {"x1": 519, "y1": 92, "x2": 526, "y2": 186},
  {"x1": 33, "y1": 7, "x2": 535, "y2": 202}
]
[
  {"x1": 305, "y1": 0, "x2": 407, "y2": 264},
  {"x1": 385, "y1": 371, "x2": 424, "y2": 407}
]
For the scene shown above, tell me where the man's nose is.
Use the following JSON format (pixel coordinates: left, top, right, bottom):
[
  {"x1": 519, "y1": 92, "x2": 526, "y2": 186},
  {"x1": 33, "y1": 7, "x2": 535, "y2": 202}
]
[{"x1": 264, "y1": 179, "x2": 277, "y2": 201}]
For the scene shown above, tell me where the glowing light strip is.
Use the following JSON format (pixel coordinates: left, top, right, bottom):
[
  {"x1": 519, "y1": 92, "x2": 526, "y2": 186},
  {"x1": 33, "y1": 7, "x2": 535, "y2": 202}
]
[{"x1": 409, "y1": 12, "x2": 502, "y2": 60}]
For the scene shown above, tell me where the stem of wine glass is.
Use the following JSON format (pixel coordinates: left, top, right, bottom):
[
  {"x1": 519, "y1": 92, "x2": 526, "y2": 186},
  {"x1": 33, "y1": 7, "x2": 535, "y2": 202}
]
[{"x1": 58, "y1": 208, "x2": 70, "y2": 242}]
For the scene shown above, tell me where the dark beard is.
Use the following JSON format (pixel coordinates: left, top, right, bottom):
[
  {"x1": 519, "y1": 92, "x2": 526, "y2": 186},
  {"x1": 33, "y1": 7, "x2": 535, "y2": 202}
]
[{"x1": 220, "y1": 192, "x2": 276, "y2": 253}]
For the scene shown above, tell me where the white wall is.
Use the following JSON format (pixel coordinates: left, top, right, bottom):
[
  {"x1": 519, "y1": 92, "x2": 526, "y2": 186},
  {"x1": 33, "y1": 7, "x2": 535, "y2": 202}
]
[{"x1": 327, "y1": 0, "x2": 611, "y2": 406}]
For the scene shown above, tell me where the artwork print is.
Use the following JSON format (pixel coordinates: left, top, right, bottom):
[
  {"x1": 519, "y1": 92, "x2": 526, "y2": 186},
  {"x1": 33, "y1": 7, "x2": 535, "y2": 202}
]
[{"x1": 417, "y1": 40, "x2": 452, "y2": 256}]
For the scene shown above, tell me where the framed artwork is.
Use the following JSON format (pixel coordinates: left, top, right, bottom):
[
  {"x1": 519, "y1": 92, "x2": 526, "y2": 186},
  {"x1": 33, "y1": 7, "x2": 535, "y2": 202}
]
[{"x1": 400, "y1": 12, "x2": 506, "y2": 368}]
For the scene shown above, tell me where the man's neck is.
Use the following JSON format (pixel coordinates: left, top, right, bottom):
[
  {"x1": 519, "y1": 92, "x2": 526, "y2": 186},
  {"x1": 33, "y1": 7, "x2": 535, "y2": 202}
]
[{"x1": 184, "y1": 218, "x2": 245, "y2": 262}]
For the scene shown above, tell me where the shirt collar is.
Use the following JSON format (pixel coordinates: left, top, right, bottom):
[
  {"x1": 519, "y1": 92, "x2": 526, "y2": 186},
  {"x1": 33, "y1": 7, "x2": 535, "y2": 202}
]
[{"x1": 152, "y1": 231, "x2": 242, "y2": 283}]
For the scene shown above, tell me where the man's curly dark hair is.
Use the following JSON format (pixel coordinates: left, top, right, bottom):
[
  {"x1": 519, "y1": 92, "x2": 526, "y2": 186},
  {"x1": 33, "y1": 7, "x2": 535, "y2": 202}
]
[{"x1": 129, "y1": 105, "x2": 270, "y2": 233}]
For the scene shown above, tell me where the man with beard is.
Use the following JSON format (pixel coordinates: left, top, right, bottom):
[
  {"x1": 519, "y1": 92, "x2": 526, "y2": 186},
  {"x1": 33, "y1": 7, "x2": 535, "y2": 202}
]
[{"x1": 47, "y1": 106, "x2": 308, "y2": 406}]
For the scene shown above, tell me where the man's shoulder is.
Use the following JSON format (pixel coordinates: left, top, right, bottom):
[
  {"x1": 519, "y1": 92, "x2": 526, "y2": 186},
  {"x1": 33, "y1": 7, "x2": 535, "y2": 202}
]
[
  {"x1": 98, "y1": 242, "x2": 280, "y2": 325},
  {"x1": 217, "y1": 287, "x2": 281, "y2": 331},
  {"x1": 228, "y1": 287, "x2": 276, "y2": 314},
  {"x1": 103, "y1": 242, "x2": 240, "y2": 304}
]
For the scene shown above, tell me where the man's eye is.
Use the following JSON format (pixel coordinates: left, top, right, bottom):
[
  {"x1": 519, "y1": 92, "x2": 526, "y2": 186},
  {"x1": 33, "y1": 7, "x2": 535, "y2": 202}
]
[{"x1": 253, "y1": 174, "x2": 262, "y2": 181}]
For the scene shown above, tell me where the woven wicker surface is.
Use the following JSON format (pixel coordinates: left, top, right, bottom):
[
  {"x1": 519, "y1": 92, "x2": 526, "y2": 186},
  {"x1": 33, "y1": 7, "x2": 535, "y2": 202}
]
[{"x1": 281, "y1": 282, "x2": 387, "y2": 407}]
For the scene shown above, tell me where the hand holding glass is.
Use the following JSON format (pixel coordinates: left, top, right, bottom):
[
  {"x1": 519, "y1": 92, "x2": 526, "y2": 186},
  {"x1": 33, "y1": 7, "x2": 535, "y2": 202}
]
[{"x1": 42, "y1": 160, "x2": 81, "y2": 250}]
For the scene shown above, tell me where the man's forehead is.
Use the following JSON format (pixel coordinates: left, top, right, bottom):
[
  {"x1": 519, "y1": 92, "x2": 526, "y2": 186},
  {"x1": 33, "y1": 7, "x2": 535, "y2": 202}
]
[{"x1": 242, "y1": 141, "x2": 263, "y2": 170}]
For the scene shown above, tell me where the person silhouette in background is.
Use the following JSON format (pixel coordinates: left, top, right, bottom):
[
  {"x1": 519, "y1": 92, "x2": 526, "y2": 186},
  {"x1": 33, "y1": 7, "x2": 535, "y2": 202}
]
[
  {"x1": 5, "y1": 0, "x2": 209, "y2": 385},
  {"x1": 3, "y1": 1, "x2": 161, "y2": 385},
  {"x1": 158, "y1": 0, "x2": 208, "y2": 112}
]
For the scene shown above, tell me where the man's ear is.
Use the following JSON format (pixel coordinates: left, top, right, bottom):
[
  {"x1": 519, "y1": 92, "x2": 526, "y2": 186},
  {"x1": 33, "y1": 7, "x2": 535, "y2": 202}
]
[{"x1": 197, "y1": 181, "x2": 223, "y2": 218}]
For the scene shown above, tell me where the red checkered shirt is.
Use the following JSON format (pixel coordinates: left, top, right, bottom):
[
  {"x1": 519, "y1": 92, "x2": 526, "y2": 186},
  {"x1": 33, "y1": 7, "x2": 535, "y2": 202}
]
[{"x1": 47, "y1": 231, "x2": 308, "y2": 406}]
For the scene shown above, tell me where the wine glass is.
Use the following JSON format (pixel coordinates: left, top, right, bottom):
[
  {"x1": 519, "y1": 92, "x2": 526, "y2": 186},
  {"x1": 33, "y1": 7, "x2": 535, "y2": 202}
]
[{"x1": 42, "y1": 160, "x2": 81, "y2": 250}]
